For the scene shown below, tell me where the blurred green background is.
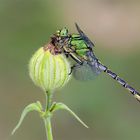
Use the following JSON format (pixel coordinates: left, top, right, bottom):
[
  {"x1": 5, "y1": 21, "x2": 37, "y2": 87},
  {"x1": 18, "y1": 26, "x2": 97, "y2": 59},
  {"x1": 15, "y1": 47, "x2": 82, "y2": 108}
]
[{"x1": 0, "y1": 0, "x2": 140, "y2": 140}]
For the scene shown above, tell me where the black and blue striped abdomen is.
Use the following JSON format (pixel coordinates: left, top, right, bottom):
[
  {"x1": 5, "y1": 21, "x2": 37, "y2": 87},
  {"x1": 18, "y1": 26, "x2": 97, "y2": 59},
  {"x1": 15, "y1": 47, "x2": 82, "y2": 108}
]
[{"x1": 97, "y1": 61, "x2": 140, "y2": 102}]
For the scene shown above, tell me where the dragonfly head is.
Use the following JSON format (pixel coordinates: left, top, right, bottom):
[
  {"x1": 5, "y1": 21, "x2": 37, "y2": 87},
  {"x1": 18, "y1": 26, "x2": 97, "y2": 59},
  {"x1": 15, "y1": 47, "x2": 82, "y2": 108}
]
[
  {"x1": 51, "y1": 27, "x2": 69, "y2": 49},
  {"x1": 51, "y1": 28, "x2": 70, "y2": 49}
]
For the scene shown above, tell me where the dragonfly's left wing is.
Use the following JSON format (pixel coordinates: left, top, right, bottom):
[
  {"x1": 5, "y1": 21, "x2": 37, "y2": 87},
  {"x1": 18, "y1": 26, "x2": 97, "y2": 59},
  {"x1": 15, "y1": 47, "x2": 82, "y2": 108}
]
[
  {"x1": 73, "y1": 62, "x2": 99, "y2": 81},
  {"x1": 75, "y1": 23, "x2": 95, "y2": 48}
]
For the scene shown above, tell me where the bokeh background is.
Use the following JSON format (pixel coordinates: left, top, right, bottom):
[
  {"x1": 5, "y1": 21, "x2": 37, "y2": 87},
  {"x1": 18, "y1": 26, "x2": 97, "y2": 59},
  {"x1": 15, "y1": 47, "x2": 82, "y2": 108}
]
[{"x1": 0, "y1": 0, "x2": 140, "y2": 140}]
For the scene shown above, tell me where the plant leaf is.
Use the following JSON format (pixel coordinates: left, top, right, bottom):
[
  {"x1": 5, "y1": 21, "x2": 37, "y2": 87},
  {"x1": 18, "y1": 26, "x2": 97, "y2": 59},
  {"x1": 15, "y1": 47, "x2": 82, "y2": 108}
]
[
  {"x1": 51, "y1": 102, "x2": 88, "y2": 128},
  {"x1": 12, "y1": 101, "x2": 43, "y2": 135}
]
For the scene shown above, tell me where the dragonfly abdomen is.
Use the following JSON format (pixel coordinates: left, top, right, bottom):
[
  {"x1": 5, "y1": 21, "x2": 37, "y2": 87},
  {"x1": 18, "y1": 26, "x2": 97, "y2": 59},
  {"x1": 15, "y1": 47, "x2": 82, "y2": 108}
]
[{"x1": 98, "y1": 62, "x2": 140, "y2": 102}]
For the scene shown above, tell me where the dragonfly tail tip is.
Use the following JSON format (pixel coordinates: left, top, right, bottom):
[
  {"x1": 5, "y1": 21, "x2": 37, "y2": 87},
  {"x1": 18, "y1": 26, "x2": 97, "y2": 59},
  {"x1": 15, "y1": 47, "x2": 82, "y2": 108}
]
[{"x1": 134, "y1": 94, "x2": 140, "y2": 102}]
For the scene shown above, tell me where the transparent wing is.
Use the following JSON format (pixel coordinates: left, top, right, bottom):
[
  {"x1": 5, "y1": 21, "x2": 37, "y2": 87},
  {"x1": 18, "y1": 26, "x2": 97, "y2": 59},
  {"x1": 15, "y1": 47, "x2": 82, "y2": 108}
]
[
  {"x1": 73, "y1": 61, "x2": 102, "y2": 81},
  {"x1": 75, "y1": 23, "x2": 94, "y2": 48},
  {"x1": 74, "y1": 23, "x2": 102, "y2": 81}
]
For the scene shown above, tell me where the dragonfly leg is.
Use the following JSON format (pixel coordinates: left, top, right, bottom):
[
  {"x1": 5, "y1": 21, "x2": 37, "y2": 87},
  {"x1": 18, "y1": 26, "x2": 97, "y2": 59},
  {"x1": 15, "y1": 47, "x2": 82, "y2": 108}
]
[
  {"x1": 68, "y1": 52, "x2": 84, "y2": 75},
  {"x1": 69, "y1": 62, "x2": 83, "y2": 75},
  {"x1": 64, "y1": 51, "x2": 69, "y2": 58}
]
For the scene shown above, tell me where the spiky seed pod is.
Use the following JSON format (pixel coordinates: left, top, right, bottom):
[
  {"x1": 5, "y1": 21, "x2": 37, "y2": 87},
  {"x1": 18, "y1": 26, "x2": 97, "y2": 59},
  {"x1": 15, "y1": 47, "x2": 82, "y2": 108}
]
[{"x1": 29, "y1": 43, "x2": 71, "y2": 93}]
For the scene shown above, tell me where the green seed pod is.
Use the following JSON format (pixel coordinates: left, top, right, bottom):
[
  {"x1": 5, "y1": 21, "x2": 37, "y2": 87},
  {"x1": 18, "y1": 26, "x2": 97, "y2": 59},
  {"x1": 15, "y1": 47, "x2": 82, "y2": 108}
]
[{"x1": 29, "y1": 44, "x2": 71, "y2": 92}]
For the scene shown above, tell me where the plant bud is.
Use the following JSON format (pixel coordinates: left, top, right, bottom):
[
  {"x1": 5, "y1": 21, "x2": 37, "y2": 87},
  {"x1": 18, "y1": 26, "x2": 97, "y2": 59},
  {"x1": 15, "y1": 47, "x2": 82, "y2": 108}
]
[{"x1": 29, "y1": 44, "x2": 71, "y2": 92}]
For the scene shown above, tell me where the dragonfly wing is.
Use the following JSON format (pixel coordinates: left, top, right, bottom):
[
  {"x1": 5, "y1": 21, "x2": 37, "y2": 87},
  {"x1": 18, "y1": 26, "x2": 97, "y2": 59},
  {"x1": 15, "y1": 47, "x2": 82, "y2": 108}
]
[
  {"x1": 73, "y1": 23, "x2": 103, "y2": 81},
  {"x1": 75, "y1": 23, "x2": 95, "y2": 48},
  {"x1": 73, "y1": 61, "x2": 102, "y2": 81}
]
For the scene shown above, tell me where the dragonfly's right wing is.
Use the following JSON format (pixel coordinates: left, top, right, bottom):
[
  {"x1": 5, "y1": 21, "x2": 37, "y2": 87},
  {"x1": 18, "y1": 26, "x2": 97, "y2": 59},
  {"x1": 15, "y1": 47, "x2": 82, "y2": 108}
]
[
  {"x1": 73, "y1": 23, "x2": 103, "y2": 81},
  {"x1": 75, "y1": 23, "x2": 95, "y2": 48}
]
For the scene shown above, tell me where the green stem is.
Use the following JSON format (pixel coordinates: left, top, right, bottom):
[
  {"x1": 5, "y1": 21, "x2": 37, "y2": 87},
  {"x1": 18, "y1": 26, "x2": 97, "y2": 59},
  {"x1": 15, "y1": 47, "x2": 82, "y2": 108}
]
[
  {"x1": 44, "y1": 117, "x2": 53, "y2": 140},
  {"x1": 44, "y1": 91, "x2": 53, "y2": 140},
  {"x1": 46, "y1": 92, "x2": 52, "y2": 111}
]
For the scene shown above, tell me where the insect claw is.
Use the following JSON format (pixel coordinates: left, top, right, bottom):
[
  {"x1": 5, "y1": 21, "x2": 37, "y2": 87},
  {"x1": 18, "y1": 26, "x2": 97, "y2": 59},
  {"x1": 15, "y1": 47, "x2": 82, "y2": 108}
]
[
  {"x1": 69, "y1": 68, "x2": 73, "y2": 75},
  {"x1": 69, "y1": 65, "x2": 75, "y2": 75}
]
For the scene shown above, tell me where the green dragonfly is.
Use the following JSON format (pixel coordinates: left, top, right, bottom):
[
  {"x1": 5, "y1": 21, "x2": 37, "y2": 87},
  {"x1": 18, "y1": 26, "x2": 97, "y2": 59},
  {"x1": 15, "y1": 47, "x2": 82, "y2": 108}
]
[{"x1": 50, "y1": 23, "x2": 140, "y2": 102}]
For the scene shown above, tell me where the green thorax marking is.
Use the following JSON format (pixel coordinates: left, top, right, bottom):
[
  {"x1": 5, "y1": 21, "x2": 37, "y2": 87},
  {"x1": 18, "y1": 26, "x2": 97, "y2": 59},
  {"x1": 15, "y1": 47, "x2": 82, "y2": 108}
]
[
  {"x1": 69, "y1": 33, "x2": 90, "y2": 59},
  {"x1": 70, "y1": 34, "x2": 88, "y2": 49}
]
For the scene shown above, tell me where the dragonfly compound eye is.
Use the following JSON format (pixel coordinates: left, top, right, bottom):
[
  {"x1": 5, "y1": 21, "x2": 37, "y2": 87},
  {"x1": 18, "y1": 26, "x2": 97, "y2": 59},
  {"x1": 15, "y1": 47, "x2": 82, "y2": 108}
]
[{"x1": 60, "y1": 27, "x2": 68, "y2": 37}]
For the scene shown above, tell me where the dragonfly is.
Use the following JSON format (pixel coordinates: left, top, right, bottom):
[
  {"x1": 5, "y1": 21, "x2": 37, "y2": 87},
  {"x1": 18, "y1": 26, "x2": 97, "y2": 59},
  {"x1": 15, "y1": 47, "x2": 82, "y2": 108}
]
[{"x1": 50, "y1": 23, "x2": 140, "y2": 102}]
